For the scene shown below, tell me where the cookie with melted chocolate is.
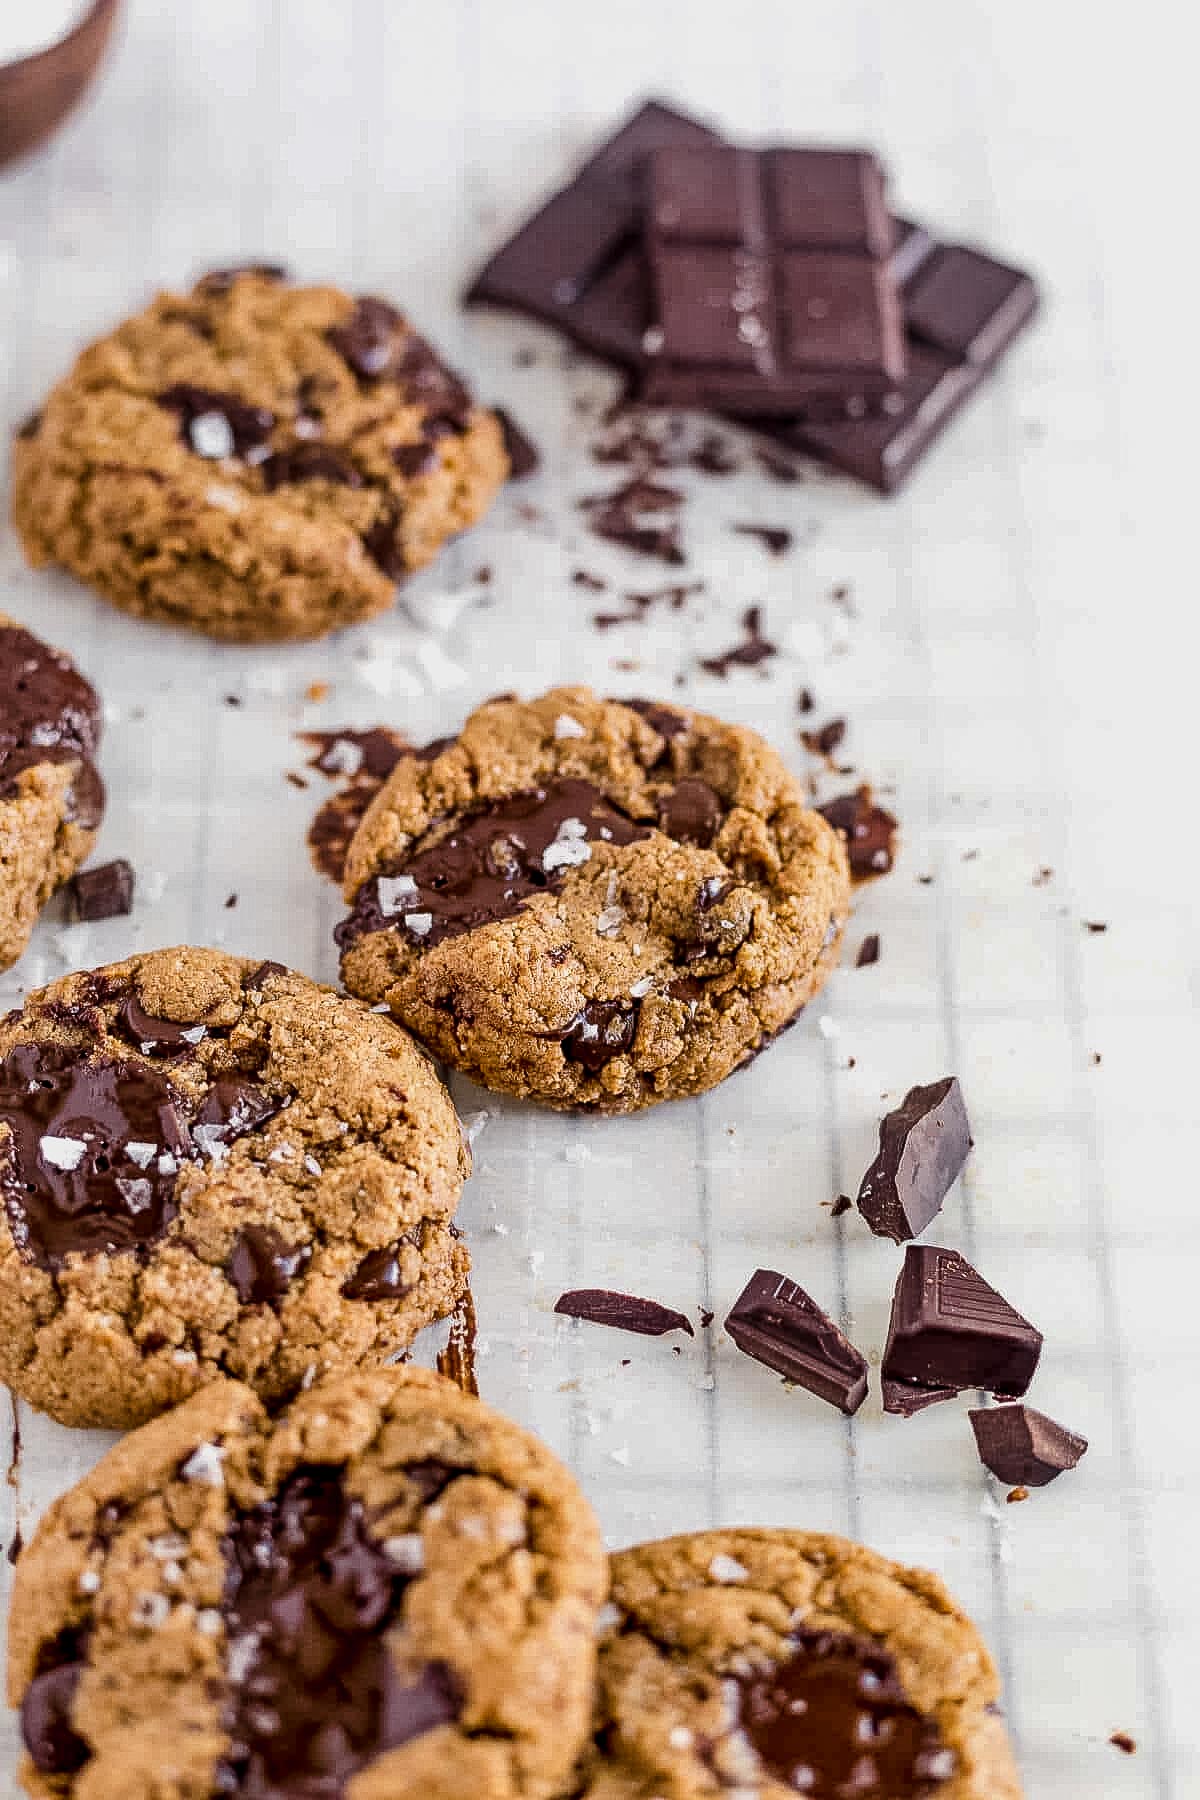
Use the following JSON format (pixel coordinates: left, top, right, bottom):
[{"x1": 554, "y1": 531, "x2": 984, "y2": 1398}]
[
  {"x1": 337, "y1": 688, "x2": 850, "y2": 1112},
  {"x1": 11, "y1": 271, "x2": 509, "y2": 643},
  {"x1": 0, "y1": 615, "x2": 105, "y2": 972},
  {"x1": 582, "y1": 1528, "x2": 1021, "y2": 1800},
  {"x1": 0, "y1": 948, "x2": 469, "y2": 1428},
  {"x1": 7, "y1": 1368, "x2": 607, "y2": 1800}
]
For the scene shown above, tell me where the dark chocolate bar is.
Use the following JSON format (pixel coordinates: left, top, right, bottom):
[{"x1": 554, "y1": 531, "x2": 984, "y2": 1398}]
[
  {"x1": 640, "y1": 146, "x2": 905, "y2": 413},
  {"x1": 464, "y1": 99, "x2": 718, "y2": 347}
]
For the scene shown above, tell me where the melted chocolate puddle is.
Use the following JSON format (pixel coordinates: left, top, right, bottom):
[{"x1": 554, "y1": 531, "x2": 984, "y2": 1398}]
[{"x1": 436, "y1": 1289, "x2": 478, "y2": 1396}]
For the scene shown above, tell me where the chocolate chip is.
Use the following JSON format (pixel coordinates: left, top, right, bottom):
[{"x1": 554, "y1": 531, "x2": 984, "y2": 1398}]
[
  {"x1": 67, "y1": 859, "x2": 135, "y2": 922},
  {"x1": 725, "y1": 1269, "x2": 868, "y2": 1414},
  {"x1": 558, "y1": 999, "x2": 640, "y2": 1071},
  {"x1": 817, "y1": 786, "x2": 899, "y2": 878},
  {"x1": 621, "y1": 697, "x2": 689, "y2": 747},
  {"x1": 20, "y1": 1640, "x2": 89, "y2": 1776},
  {"x1": 15, "y1": 410, "x2": 42, "y2": 441},
  {"x1": 698, "y1": 606, "x2": 777, "y2": 678},
  {"x1": 554, "y1": 1289, "x2": 694, "y2": 1337},
  {"x1": 157, "y1": 384, "x2": 274, "y2": 458},
  {"x1": 727, "y1": 1629, "x2": 954, "y2": 1797},
  {"x1": 732, "y1": 523, "x2": 793, "y2": 555},
  {"x1": 856, "y1": 1077, "x2": 971, "y2": 1243},
  {"x1": 656, "y1": 778, "x2": 723, "y2": 847},
  {"x1": 336, "y1": 780, "x2": 651, "y2": 951},
  {"x1": 855, "y1": 933, "x2": 880, "y2": 968},
  {"x1": 494, "y1": 407, "x2": 540, "y2": 478},
  {"x1": 194, "y1": 262, "x2": 289, "y2": 296},
  {"x1": 258, "y1": 443, "x2": 363, "y2": 490},
  {"x1": 227, "y1": 1226, "x2": 311, "y2": 1305},
  {"x1": 341, "y1": 1244, "x2": 414, "y2": 1300},
  {"x1": 216, "y1": 1469, "x2": 461, "y2": 1793},
  {"x1": 689, "y1": 432, "x2": 739, "y2": 475},
  {"x1": 881, "y1": 1245, "x2": 1043, "y2": 1416},
  {"x1": 0, "y1": 622, "x2": 104, "y2": 830},
  {"x1": 968, "y1": 1404, "x2": 1088, "y2": 1487}
]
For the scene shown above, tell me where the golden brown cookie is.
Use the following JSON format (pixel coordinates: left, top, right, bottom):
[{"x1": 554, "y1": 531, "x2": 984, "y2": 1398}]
[
  {"x1": 579, "y1": 1529, "x2": 1022, "y2": 1800},
  {"x1": 336, "y1": 688, "x2": 850, "y2": 1113},
  {"x1": 0, "y1": 949, "x2": 470, "y2": 1428},
  {"x1": 6, "y1": 1368, "x2": 607, "y2": 1800},
  {"x1": 0, "y1": 614, "x2": 104, "y2": 972},
  {"x1": 11, "y1": 267, "x2": 509, "y2": 643}
]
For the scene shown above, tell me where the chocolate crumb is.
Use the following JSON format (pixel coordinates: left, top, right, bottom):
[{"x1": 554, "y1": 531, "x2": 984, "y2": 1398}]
[
  {"x1": 285, "y1": 772, "x2": 308, "y2": 790},
  {"x1": 580, "y1": 477, "x2": 686, "y2": 564},
  {"x1": 698, "y1": 1307, "x2": 715, "y2": 1329},
  {"x1": 572, "y1": 569, "x2": 608, "y2": 591},
  {"x1": 1032, "y1": 866, "x2": 1054, "y2": 886},
  {"x1": 802, "y1": 718, "x2": 847, "y2": 759},
  {"x1": 855, "y1": 934, "x2": 881, "y2": 968},
  {"x1": 225, "y1": 893, "x2": 238, "y2": 909},
  {"x1": 474, "y1": 565, "x2": 492, "y2": 584},
  {"x1": 699, "y1": 606, "x2": 777, "y2": 678},
  {"x1": 755, "y1": 447, "x2": 803, "y2": 482},
  {"x1": 830, "y1": 1194, "x2": 853, "y2": 1218},
  {"x1": 1109, "y1": 1733, "x2": 1137, "y2": 1755},
  {"x1": 797, "y1": 687, "x2": 816, "y2": 714},
  {"x1": 732, "y1": 523, "x2": 793, "y2": 555},
  {"x1": 1006, "y1": 1487, "x2": 1030, "y2": 1504},
  {"x1": 1084, "y1": 920, "x2": 1108, "y2": 934}
]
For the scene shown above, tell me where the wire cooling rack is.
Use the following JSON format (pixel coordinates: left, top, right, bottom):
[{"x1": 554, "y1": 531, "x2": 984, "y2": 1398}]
[{"x1": 0, "y1": 3, "x2": 1194, "y2": 1795}]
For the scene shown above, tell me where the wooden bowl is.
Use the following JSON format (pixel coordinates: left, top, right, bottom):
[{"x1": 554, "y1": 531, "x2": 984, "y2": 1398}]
[{"x1": 0, "y1": 0, "x2": 120, "y2": 172}]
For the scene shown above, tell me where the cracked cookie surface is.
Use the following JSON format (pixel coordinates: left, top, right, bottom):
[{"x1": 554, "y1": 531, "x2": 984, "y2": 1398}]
[
  {"x1": 579, "y1": 1529, "x2": 1021, "y2": 1800},
  {"x1": 0, "y1": 615, "x2": 104, "y2": 973},
  {"x1": 0, "y1": 948, "x2": 470, "y2": 1428},
  {"x1": 11, "y1": 268, "x2": 509, "y2": 642},
  {"x1": 336, "y1": 688, "x2": 850, "y2": 1112},
  {"x1": 7, "y1": 1367, "x2": 607, "y2": 1800}
]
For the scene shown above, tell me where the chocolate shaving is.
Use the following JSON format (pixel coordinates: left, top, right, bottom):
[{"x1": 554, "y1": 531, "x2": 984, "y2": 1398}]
[
  {"x1": 732, "y1": 523, "x2": 793, "y2": 555},
  {"x1": 554, "y1": 1289, "x2": 694, "y2": 1337},
  {"x1": 698, "y1": 606, "x2": 777, "y2": 678}
]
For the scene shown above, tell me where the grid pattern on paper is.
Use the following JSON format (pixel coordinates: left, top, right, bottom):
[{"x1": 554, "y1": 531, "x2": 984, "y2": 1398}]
[{"x1": 0, "y1": 4, "x2": 1193, "y2": 1798}]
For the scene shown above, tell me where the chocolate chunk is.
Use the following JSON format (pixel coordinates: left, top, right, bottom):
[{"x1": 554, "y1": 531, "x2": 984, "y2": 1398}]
[
  {"x1": 157, "y1": 383, "x2": 274, "y2": 459},
  {"x1": 0, "y1": 1044, "x2": 190, "y2": 1269},
  {"x1": 327, "y1": 295, "x2": 406, "y2": 379},
  {"x1": 881, "y1": 1245, "x2": 1043, "y2": 1416},
  {"x1": 227, "y1": 1226, "x2": 311, "y2": 1305},
  {"x1": 392, "y1": 334, "x2": 474, "y2": 428},
  {"x1": 465, "y1": 99, "x2": 719, "y2": 356},
  {"x1": 580, "y1": 475, "x2": 685, "y2": 564},
  {"x1": 391, "y1": 440, "x2": 438, "y2": 477},
  {"x1": 732, "y1": 523, "x2": 793, "y2": 555},
  {"x1": 728, "y1": 1628, "x2": 955, "y2": 1796},
  {"x1": 656, "y1": 778, "x2": 723, "y2": 847},
  {"x1": 969, "y1": 1404, "x2": 1088, "y2": 1487},
  {"x1": 436, "y1": 1290, "x2": 479, "y2": 1396},
  {"x1": 856, "y1": 1077, "x2": 971, "y2": 1243},
  {"x1": 118, "y1": 997, "x2": 207, "y2": 1055},
  {"x1": 725, "y1": 1269, "x2": 868, "y2": 1415},
  {"x1": 817, "y1": 786, "x2": 898, "y2": 877},
  {"x1": 641, "y1": 146, "x2": 904, "y2": 413},
  {"x1": 259, "y1": 442, "x2": 363, "y2": 490},
  {"x1": 756, "y1": 241, "x2": 1039, "y2": 493},
  {"x1": 855, "y1": 933, "x2": 880, "y2": 968},
  {"x1": 216, "y1": 1468, "x2": 461, "y2": 1794},
  {"x1": 494, "y1": 407, "x2": 540, "y2": 478},
  {"x1": 699, "y1": 605, "x2": 777, "y2": 678},
  {"x1": 67, "y1": 859, "x2": 135, "y2": 922},
  {"x1": 621, "y1": 697, "x2": 689, "y2": 743},
  {"x1": 192, "y1": 1078, "x2": 280, "y2": 1147},
  {"x1": 20, "y1": 1636, "x2": 89, "y2": 1776},
  {"x1": 336, "y1": 778, "x2": 651, "y2": 951},
  {"x1": 557, "y1": 999, "x2": 641, "y2": 1070},
  {"x1": 341, "y1": 1243, "x2": 415, "y2": 1301},
  {"x1": 0, "y1": 622, "x2": 104, "y2": 829},
  {"x1": 242, "y1": 960, "x2": 287, "y2": 991},
  {"x1": 554, "y1": 1289, "x2": 694, "y2": 1336},
  {"x1": 362, "y1": 504, "x2": 407, "y2": 581},
  {"x1": 194, "y1": 262, "x2": 289, "y2": 295}
]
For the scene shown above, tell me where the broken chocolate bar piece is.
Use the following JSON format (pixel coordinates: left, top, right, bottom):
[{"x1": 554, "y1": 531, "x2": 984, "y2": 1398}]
[
  {"x1": 817, "y1": 787, "x2": 898, "y2": 878},
  {"x1": 857, "y1": 1077, "x2": 971, "y2": 1243},
  {"x1": 969, "y1": 1404, "x2": 1088, "y2": 1487},
  {"x1": 465, "y1": 99, "x2": 718, "y2": 352},
  {"x1": 882, "y1": 1245, "x2": 1042, "y2": 1416},
  {"x1": 641, "y1": 146, "x2": 905, "y2": 414},
  {"x1": 554, "y1": 1288, "x2": 694, "y2": 1337},
  {"x1": 725, "y1": 1268, "x2": 868, "y2": 1415},
  {"x1": 67, "y1": 859, "x2": 135, "y2": 922}
]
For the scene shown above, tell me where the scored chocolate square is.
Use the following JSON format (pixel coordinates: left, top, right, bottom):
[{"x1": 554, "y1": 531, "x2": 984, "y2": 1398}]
[{"x1": 640, "y1": 146, "x2": 906, "y2": 413}]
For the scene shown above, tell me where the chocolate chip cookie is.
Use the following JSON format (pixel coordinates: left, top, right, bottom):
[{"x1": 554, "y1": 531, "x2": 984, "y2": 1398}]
[
  {"x1": 336, "y1": 688, "x2": 850, "y2": 1112},
  {"x1": 7, "y1": 1366, "x2": 607, "y2": 1800},
  {"x1": 0, "y1": 615, "x2": 104, "y2": 973},
  {"x1": 0, "y1": 949, "x2": 470, "y2": 1428},
  {"x1": 579, "y1": 1529, "x2": 1021, "y2": 1799},
  {"x1": 11, "y1": 267, "x2": 509, "y2": 643}
]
